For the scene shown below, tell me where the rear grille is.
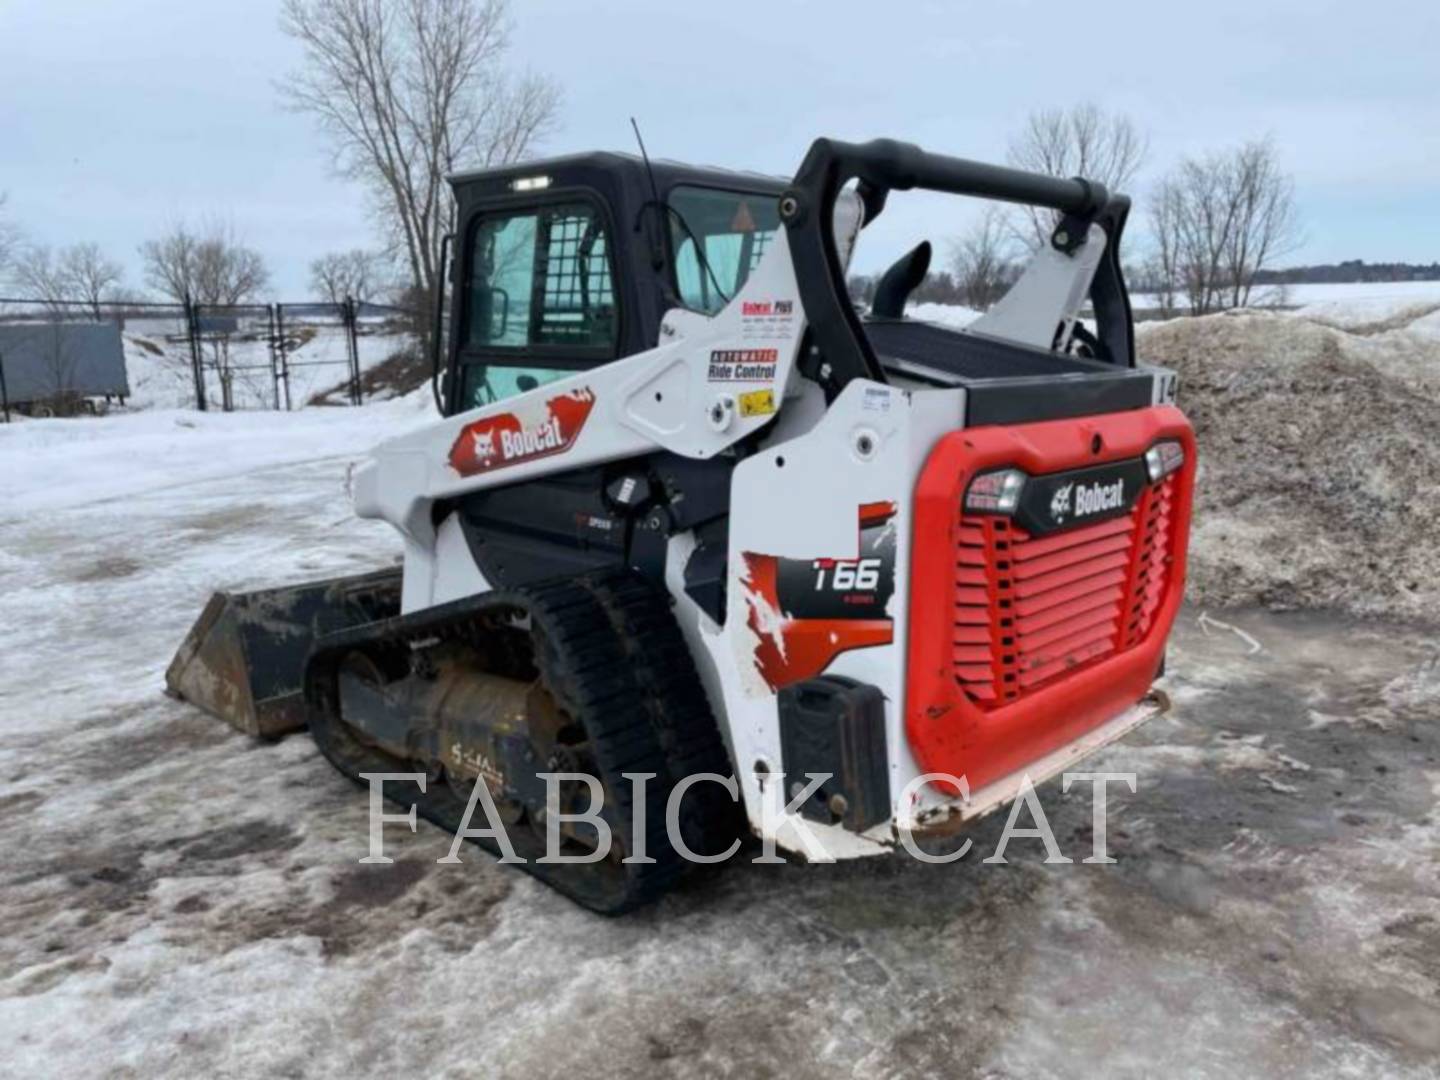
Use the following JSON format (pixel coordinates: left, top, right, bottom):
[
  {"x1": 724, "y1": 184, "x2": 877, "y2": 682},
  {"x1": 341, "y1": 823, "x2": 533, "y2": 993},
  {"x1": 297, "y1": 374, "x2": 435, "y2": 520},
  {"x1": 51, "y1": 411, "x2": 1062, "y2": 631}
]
[{"x1": 953, "y1": 474, "x2": 1177, "y2": 706}]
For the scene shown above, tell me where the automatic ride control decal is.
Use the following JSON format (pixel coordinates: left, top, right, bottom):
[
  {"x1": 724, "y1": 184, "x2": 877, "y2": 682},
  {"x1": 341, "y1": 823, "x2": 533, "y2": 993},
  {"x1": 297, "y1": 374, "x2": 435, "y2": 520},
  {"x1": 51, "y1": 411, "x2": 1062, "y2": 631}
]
[
  {"x1": 741, "y1": 502, "x2": 897, "y2": 692},
  {"x1": 708, "y1": 348, "x2": 778, "y2": 382},
  {"x1": 447, "y1": 388, "x2": 596, "y2": 477}
]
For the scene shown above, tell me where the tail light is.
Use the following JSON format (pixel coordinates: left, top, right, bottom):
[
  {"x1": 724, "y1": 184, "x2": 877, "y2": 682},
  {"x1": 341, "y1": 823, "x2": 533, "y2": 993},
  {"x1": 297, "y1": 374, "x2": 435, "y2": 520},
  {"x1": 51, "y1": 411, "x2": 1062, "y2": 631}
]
[
  {"x1": 963, "y1": 468, "x2": 1026, "y2": 514},
  {"x1": 1145, "y1": 439, "x2": 1185, "y2": 482}
]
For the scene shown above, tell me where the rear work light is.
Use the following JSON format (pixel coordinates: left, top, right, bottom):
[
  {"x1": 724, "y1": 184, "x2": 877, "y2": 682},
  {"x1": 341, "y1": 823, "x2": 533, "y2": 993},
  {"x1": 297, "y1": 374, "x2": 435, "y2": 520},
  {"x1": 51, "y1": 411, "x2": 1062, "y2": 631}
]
[
  {"x1": 963, "y1": 468, "x2": 1026, "y2": 513},
  {"x1": 1145, "y1": 439, "x2": 1185, "y2": 482}
]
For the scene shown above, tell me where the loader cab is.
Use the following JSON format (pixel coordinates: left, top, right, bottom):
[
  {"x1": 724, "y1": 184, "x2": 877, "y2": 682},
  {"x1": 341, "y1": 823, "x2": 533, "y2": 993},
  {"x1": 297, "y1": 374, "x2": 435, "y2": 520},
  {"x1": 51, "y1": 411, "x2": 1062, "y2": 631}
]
[{"x1": 443, "y1": 153, "x2": 787, "y2": 417}]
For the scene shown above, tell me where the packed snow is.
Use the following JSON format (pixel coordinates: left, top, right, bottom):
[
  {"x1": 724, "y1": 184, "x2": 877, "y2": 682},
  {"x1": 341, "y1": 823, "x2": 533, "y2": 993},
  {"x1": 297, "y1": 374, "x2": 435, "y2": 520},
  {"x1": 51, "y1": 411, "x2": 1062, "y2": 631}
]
[
  {"x1": 1, "y1": 394, "x2": 435, "y2": 516},
  {"x1": 1131, "y1": 278, "x2": 1440, "y2": 313}
]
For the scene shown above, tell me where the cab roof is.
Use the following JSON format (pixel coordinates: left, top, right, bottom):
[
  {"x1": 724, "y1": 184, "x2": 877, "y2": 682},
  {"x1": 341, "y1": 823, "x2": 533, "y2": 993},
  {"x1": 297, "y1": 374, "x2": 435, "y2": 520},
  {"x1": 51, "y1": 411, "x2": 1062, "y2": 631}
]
[{"x1": 447, "y1": 151, "x2": 789, "y2": 197}]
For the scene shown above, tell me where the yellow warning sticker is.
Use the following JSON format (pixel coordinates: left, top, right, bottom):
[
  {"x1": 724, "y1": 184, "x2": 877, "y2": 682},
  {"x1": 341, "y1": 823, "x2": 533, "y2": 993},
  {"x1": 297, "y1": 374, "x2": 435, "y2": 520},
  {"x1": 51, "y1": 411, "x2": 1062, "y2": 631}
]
[{"x1": 738, "y1": 388, "x2": 776, "y2": 418}]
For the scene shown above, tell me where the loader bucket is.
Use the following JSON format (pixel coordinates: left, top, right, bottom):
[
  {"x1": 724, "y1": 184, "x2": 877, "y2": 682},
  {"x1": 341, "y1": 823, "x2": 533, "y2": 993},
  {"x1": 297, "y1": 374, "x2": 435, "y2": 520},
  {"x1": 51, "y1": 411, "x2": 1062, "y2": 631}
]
[{"x1": 165, "y1": 567, "x2": 402, "y2": 738}]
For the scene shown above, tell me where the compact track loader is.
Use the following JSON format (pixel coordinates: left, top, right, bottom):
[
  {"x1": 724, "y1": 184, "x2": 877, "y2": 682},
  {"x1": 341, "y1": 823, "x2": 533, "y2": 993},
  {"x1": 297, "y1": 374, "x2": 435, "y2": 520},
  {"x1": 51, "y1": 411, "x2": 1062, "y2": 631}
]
[{"x1": 168, "y1": 138, "x2": 1195, "y2": 912}]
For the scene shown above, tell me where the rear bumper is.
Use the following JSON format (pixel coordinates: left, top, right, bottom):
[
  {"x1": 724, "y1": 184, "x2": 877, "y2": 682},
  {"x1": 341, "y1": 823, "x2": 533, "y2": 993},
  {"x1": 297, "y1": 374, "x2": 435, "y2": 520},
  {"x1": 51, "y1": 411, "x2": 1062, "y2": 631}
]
[
  {"x1": 904, "y1": 405, "x2": 1195, "y2": 795},
  {"x1": 903, "y1": 689, "x2": 1169, "y2": 837}
]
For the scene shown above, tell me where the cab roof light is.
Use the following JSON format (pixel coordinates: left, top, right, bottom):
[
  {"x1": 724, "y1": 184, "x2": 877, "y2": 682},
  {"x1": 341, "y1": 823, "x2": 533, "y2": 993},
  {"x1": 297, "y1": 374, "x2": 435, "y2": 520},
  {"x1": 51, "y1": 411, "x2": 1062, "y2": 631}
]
[{"x1": 509, "y1": 175, "x2": 552, "y2": 192}]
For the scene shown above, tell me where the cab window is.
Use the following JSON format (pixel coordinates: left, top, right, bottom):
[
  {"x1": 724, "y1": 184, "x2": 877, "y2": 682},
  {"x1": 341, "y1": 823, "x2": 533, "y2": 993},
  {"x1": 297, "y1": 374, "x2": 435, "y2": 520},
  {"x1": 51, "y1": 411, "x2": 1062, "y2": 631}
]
[
  {"x1": 667, "y1": 186, "x2": 780, "y2": 314},
  {"x1": 459, "y1": 363, "x2": 572, "y2": 411},
  {"x1": 464, "y1": 199, "x2": 617, "y2": 352},
  {"x1": 457, "y1": 199, "x2": 618, "y2": 412}
]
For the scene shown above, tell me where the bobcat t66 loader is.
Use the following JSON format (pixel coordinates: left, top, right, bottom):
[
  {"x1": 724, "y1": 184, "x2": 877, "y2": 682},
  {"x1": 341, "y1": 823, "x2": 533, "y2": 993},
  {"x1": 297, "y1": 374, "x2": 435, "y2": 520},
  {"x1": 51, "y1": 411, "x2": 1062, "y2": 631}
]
[{"x1": 167, "y1": 138, "x2": 1195, "y2": 912}]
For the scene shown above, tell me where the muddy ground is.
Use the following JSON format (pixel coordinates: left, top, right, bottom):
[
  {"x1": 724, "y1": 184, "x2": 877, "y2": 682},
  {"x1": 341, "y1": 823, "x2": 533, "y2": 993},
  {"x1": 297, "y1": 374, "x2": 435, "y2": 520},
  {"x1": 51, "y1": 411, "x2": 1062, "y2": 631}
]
[{"x1": 1, "y1": 455, "x2": 1438, "y2": 1079}]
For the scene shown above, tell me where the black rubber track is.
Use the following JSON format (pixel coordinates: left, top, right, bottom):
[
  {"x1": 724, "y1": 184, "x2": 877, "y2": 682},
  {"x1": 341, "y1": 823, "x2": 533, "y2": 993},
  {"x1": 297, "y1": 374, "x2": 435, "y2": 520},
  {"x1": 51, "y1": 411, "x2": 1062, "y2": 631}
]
[
  {"x1": 579, "y1": 571, "x2": 745, "y2": 858},
  {"x1": 304, "y1": 575, "x2": 698, "y2": 914}
]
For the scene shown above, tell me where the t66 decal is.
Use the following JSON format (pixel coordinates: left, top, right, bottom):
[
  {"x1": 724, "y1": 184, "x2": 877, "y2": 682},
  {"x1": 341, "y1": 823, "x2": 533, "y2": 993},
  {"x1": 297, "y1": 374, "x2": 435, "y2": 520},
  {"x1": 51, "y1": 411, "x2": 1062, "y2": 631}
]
[{"x1": 741, "y1": 502, "x2": 897, "y2": 691}]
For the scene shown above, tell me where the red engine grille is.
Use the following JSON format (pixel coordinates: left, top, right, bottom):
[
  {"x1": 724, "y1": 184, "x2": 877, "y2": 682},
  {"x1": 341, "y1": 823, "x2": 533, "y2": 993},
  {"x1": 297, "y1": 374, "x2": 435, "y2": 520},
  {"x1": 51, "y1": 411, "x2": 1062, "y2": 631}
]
[{"x1": 953, "y1": 474, "x2": 1177, "y2": 706}]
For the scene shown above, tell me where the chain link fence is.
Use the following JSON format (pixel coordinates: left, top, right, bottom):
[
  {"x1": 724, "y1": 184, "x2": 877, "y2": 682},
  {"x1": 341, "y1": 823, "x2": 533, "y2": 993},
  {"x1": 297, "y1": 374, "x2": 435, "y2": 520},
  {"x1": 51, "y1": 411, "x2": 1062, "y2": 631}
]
[{"x1": 0, "y1": 295, "x2": 423, "y2": 420}]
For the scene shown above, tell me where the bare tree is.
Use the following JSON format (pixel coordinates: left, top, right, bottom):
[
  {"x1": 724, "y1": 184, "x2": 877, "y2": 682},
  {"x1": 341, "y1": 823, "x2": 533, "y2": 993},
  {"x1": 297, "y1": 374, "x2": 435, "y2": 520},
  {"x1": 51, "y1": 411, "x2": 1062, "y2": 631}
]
[
  {"x1": 1220, "y1": 139, "x2": 1299, "y2": 309},
  {"x1": 1007, "y1": 103, "x2": 1148, "y2": 247},
  {"x1": 9, "y1": 246, "x2": 68, "y2": 309},
  {"x1": 140, "y1": 222, "x2": 270, "y2": 411},
  {"x1": 0, "y1": 193, "x2": 21, "y2": 278},
  {"x1": 1146, "y1": 187, "x2": 1184, "y2": 319},
  {"x1": 193, "y1": 233, "x2": 269, "y2": 307},
  {"x1": 280, "y1": 0, "x2": 560, "y2": 315},
  {"x1": 140, "y1": 222, "x2": 270, "y2": 306},
  {"x1": 950, "y1": 207, "x2": 1017, "y2": 311},
  {"x1": 10, "y1": 241, "x2": 125, "y2": 318},
  {"x1": 311, "y1": 248, "x2": 381, "y2": 304},
  {"x1": 1148, "y1": 138, "x2": 1299, "y2": 315},
  {"x1": 60, "y1": 243, "x2": 125, "y2": 319},
  {"x1": 139, "y1": 226, "x2": 198, "y2": 304}
]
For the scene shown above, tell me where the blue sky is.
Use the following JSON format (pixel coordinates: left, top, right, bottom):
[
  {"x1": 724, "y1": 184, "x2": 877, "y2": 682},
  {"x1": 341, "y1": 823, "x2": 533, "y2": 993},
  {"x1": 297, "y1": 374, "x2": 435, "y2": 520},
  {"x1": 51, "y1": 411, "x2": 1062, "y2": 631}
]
[{"x1": 2, "y1": 0, "x2": 1436, "y2": 296}]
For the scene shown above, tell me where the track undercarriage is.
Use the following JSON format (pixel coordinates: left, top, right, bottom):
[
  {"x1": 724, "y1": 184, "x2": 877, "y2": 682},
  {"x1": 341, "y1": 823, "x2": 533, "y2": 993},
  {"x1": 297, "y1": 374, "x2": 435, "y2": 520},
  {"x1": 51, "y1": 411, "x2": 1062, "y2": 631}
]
[{"x1": 303, "y1": 572, "x2": 738, "y2": 914}]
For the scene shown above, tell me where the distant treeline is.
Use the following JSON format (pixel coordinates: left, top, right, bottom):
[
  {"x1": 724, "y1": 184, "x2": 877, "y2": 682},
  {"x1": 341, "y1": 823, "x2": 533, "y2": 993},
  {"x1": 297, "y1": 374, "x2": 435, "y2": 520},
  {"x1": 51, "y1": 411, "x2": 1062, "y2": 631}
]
[{"x1": 1252, "y1": 260, "x2": 1440, "y2": 285}]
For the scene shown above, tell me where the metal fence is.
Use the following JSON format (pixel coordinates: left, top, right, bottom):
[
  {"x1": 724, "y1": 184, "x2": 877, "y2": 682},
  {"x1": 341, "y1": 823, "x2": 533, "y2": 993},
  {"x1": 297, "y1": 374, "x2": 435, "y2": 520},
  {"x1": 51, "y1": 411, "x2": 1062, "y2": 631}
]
[{"x1": 0, "y1": 295, "x2": 421, "y2": 420}]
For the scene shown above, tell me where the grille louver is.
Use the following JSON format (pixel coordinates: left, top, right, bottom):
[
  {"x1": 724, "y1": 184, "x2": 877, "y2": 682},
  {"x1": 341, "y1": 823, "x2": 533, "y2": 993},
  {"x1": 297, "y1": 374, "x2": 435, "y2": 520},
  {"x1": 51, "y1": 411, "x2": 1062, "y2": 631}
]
[{"x1": 953, "y1": 474, "x2": 1178, "y2": 706}]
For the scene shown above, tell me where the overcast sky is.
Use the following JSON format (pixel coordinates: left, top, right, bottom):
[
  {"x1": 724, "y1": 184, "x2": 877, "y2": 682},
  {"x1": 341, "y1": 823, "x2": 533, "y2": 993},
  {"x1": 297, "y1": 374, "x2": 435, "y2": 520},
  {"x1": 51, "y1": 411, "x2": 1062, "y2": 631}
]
[{"x1": 3, "y1": 0, "x2": 1436, "y2": 297}]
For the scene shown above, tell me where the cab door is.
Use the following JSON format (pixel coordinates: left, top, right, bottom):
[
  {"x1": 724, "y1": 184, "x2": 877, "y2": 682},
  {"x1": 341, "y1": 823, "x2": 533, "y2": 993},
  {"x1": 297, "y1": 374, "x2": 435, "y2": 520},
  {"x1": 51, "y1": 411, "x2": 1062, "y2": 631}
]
[{"x1": 449, "y1": 194, "x2": 621, "y2": 416}]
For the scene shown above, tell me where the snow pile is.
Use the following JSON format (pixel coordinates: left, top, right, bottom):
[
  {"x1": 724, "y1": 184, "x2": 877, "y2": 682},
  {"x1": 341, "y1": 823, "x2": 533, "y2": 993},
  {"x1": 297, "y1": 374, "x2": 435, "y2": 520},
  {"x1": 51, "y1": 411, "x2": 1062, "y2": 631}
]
[
  {"x1": 1138, "y1": 310, "x2": 1440, "y2": 617},
  {"x1": 906, "y1": 301, "x2": 982, "y2": 330}
]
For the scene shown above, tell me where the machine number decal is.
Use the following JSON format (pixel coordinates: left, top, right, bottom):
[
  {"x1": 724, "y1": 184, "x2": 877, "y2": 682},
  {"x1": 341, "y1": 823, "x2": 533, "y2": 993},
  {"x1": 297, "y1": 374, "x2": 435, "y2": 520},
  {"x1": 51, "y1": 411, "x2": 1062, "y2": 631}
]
[
  {"x1": 740, "y1": 502, "x2": 897, "y2": 692},
  {"x1": 813, "y1": 557, "x2": 882, "y2": 592},
  {"x1": 448, "y1": 388, "x2": 596, "y2": 477}
]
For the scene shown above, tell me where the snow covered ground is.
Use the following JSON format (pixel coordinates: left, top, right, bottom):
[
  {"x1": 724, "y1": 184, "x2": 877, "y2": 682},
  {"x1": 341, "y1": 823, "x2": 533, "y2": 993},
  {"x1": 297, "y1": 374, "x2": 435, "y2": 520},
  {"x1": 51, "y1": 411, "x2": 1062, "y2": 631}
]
[
  {"x1": 1, "y1": 390, "x2": 1438, "y2": 1077},
  {"x1": 908, "y1": 280, "x2": 1440, "y2": 334},
  {"x1": 1134, "y1": 279, "x2": 1440, "y2": 314}
]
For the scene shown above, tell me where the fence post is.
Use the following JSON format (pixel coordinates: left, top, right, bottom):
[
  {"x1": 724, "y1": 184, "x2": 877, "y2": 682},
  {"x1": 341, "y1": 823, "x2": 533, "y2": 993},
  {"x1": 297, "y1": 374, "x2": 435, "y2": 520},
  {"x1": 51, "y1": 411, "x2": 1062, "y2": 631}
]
[
  {"x1": 184, "y1": 295, "x2": 207, "y2": 412},
  {"x1": 275, "y1": 303, "x2": 292, "y2": 411},
  {"x1": 266, "y1": 304, "x2": 281, "y2": 411},
  {"x1": 344, "y1": 295, "x2": 362, "y2": 405},
  {"x1": 0, "y1": 351, "x2": 9, "y2": 423}
]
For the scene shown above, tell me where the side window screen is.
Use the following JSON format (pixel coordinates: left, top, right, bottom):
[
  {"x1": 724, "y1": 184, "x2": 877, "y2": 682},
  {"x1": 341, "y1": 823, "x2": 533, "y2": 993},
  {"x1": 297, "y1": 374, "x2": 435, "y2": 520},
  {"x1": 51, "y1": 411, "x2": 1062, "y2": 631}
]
[
  {"x1": 667, "y1": 187, "x2": 781, "y2": 314},
  {"x1": 465, "y1": 201, "x2": 617, "y2": 351}
]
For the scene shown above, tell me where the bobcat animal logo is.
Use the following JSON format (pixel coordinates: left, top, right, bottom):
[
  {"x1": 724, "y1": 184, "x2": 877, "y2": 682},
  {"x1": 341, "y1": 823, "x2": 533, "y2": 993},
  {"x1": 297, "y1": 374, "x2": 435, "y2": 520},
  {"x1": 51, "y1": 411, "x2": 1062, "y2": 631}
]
[
  {"x1": 1050, "y1": 481, "x2": 1074, "y2": 523},
  {"x1": 471, "y1": 429, "x2": 496, "y2": 463}
]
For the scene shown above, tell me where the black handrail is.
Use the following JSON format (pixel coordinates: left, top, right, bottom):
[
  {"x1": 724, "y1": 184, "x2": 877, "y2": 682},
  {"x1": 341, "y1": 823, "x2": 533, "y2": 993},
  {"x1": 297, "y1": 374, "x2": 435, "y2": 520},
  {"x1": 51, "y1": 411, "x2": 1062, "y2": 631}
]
[
  {"x1": 431, "y1": 232, "x2": 454, "y2": 413},
  {"x1": 780, "y1": 137, "x2": 1117, "y2": 395}
]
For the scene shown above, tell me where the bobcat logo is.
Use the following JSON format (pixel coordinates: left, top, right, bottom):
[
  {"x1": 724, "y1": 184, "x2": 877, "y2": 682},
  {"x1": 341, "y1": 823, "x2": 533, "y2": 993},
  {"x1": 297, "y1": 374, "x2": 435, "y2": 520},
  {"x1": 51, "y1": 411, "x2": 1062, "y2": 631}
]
[
  {"x1": 470, "y1": 429, "x2": 496, "y2": 463},
  {"x1": 1050, "y1": 482, "x2": 1074, "y2": 523}
]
